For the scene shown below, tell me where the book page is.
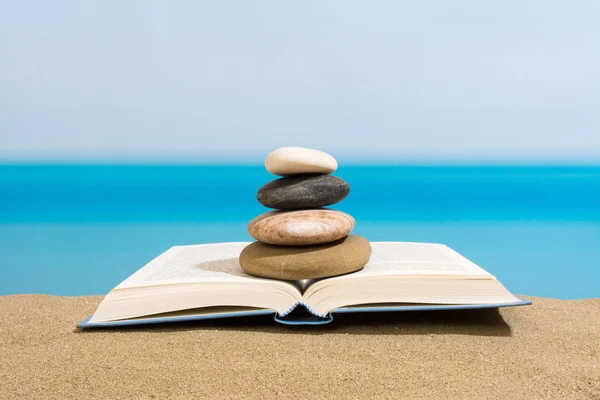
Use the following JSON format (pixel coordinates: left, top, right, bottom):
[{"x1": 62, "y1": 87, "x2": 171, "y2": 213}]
[
  {"x1": 302, "y1": 242, "x2": 500, "y2": 313},
  {"x1": 334, "y1": 242, "x2": 493, "y2": 279},
  {"x1": 115, "y1": 242, "x2": 281, "y2": 289}
]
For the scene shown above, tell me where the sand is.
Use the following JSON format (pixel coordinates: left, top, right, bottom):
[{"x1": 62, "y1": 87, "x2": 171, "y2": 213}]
[{"x1": 0, "y1": 295, "x2": 598, "y2": 400}]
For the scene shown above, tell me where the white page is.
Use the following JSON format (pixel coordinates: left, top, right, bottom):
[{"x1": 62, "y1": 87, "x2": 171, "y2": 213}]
[
  {"x1": 116, "y1": 242, "x2": 276, "y2": 289},
  {"x1": 332, "y1": 242, "x2": 494, "y2": 279},
  {"x1": 115, "y1": 241, "x2": 491, "y2": 292}
]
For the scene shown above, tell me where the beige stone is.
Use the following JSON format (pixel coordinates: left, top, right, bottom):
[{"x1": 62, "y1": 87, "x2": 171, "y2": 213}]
[
  {"x1": 239, "y1": 235, "x2": 371, "y2": 280},
  {"x1": 265, "y1": 147, "x2": 337, "y2": 176},
  {"x1": 248, "y1": 209, "x2": 355, "y2": 246}
]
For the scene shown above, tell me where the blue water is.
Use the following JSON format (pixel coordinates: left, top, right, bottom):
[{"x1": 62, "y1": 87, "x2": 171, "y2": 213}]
[{"x1": 1, "y1": 165, "x2": 599, "y2": 298}]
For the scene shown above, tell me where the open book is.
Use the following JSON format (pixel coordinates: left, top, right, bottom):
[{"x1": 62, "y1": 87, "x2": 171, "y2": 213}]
[{"x1": 78, "y1": 242, "x2": 530, "y2": 328}]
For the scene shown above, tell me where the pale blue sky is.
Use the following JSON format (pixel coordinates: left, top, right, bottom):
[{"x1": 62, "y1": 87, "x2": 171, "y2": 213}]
[{"x1": 1, "y1": 1, "x2": 599, "y2": 162}]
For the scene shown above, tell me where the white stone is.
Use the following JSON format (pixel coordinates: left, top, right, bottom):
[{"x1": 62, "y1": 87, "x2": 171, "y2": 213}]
[{"x1": 264, "y1": 147, "x2": 338, "y2": 176}]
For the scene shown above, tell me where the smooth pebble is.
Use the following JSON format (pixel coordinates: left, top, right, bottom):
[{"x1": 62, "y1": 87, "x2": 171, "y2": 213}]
[
  {"x1": 239, "y1": 235, "x2": 372, "y2": 280},
  {"x1": 247, "y1": 209, "x2": 355, "y2": 246},
  {"x1": 257, "y1": 174, "x2": 349, "y2": 210},
  {"x1": 265, "y1": 147, "x2": 337, "y2": 176}
]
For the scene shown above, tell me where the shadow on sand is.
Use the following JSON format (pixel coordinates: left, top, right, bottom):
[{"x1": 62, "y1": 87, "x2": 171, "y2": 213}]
[{"x1": 76, "y1": 307, "x2": 511, "y2": 337}]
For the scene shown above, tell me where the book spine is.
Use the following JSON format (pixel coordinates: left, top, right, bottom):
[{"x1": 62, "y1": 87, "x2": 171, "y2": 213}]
[{"x1": 279, "y1": 301, "x2": 327, "y2": 318}]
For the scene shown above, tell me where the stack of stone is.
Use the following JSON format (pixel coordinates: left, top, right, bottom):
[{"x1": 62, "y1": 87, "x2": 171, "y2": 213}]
[{"x1": 239, "y1": 147, "x2": 372, "y2": 280}]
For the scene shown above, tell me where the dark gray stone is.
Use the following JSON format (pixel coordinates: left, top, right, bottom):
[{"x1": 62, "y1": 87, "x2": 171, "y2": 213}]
[{"x1": 257, "y1": 174, "x2": 350, "y2": 209}]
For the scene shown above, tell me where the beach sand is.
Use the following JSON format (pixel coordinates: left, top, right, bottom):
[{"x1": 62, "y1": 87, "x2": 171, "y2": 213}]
[{"x1": 0, "y1": 295, "x2": 598, "y2": 400}]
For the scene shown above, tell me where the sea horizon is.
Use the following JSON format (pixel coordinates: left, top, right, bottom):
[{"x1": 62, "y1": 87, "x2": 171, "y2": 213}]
[
  {"x1": 1, "y1": 163, "x2": 599, "y2": 299},
  {"x1": 2, "y1": 163, "x2": 599, "y2": 222}
]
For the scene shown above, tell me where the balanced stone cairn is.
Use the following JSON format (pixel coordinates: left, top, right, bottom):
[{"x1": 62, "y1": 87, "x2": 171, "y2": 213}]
[{"x1": 239, "y1": 147, "x2": 372, "y2": 280}]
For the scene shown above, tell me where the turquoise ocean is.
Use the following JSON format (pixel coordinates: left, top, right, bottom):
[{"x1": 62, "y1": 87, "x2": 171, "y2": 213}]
[{"x1": 1, "y1": 164, "x2": 599, "y2": 298}]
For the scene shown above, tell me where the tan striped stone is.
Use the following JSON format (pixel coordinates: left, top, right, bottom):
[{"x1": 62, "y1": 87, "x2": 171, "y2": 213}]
[{"x1": 248, "y1": 209, "x2": 355, "y2": 246}]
